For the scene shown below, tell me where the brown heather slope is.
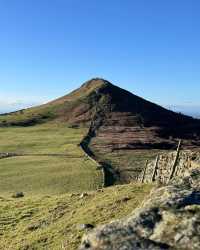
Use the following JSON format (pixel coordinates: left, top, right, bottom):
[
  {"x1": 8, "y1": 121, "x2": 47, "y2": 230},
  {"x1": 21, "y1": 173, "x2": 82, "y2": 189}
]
[
  {"x1": 81, "y1": 79, "x2": 200, "y2": 151},
  {"x1": 0, "y1": 79, "x2": 108, "y2": 126},
  {"x1": 1, "y1": 78, "x2": 200, "y2": 183},
  {"x1": 1, "y1": 77, "x2": 200, "y2": 143}
]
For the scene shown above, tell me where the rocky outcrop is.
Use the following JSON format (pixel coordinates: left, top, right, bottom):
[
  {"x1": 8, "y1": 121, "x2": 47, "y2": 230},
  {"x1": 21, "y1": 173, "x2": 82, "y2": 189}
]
[{"x1": 79, "y1": 168, "x2": 200, "y2": 250}]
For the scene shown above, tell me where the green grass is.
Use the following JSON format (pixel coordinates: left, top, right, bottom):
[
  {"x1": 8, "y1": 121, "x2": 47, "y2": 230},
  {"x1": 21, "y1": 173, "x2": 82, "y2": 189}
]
[
  {"x1": 0, "y1": 122, "x2": 103, "y2": 195},
  {"x1": 0, "y1": 183, "x2": 154, "y2": 250},
  {"x1": 0, "y1": 123, "x2": 86, "y2": 154},
  {"x1": 0, "y1": 81, "x2": 163, "y2": 249},
  {"x1": 0, "y1": 105, "x2": 56, "y2": 126},
  {"x1": 0, "y1": 155, "x2": 102, "y2": 195}
]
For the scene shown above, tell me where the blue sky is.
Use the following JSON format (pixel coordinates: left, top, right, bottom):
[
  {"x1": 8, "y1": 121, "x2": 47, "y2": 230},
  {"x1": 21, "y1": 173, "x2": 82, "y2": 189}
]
[{"x1": 0, "y1": 0, "x2": 200, "y2": 113}]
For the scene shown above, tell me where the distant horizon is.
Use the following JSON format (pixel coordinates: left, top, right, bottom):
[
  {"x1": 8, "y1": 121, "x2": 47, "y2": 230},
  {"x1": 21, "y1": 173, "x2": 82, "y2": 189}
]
[
  {"x1": 1, "y1": 1, "x2": 200, "y2": 112},
  {"x1": 0, "y1": 81, "x2": 200, "y2": 118},
  {"x1": 1, "y1": 103, "x2": 199, "y2": 118}
]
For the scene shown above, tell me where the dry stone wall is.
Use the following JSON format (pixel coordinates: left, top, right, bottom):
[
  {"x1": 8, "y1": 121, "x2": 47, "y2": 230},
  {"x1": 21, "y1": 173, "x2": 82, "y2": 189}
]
[{"x1": 138, "y1": 150, "x2": 200, "y2": 184}]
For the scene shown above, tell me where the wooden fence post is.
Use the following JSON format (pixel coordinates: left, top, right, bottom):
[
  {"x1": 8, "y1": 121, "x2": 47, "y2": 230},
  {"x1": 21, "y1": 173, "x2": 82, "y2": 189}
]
[
  {"x1": 168, "y1": 139, "x2": 182, "y2": 182},
  {"x1": 141, "y1": 160, "x2": 148, "y2": 183},
  {"x1": 151, "y1": 155, "x2": 159, "y2": 182}
]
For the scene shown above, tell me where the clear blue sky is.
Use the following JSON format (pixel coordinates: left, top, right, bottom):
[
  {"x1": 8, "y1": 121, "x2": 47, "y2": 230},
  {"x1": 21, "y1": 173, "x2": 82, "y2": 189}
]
[{"x1": 1, "y1": 0, "x2": 200, "y2": 110}]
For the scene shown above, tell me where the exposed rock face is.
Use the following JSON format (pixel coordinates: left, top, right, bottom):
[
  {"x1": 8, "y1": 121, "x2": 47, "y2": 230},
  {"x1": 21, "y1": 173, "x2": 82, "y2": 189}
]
[{"x1": 79, "y1": 168, "x2": 200, "y2": 250}]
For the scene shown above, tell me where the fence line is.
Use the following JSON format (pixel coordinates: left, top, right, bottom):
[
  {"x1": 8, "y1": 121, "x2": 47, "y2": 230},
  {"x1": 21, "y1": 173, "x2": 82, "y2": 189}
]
[{"x1": 138, "y1": 140, "x2": 191, "y2": 184}]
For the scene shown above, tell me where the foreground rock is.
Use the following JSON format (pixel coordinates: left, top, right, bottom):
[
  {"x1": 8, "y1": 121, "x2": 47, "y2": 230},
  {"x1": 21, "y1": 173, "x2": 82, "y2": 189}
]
[{"x1": 79, "y1": 169, "x2": 200, "y2": 250}]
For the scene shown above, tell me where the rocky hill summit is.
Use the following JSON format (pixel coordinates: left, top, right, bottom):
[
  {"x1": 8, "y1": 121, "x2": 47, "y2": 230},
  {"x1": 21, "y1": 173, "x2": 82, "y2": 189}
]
[
  {"x1": 1, "y1": 78, "x2": 200, "y2": 150},
  {"x1": 73, "y1": 78, "x2": 200, "y2": 151},
  {"x1": 79, "y1": 166, "x2": 200, "y2": 250}
]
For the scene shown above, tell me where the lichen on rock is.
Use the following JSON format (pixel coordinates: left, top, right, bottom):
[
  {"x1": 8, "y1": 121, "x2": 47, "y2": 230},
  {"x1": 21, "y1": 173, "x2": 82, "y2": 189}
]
[{"x1": 79, "y1": 169, "x2": 200, "y2": 250}]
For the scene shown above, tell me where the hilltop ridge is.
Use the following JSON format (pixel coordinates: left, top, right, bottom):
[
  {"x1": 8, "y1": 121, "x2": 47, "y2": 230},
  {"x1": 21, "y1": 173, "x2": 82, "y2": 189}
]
[
  {"x1": 1, "y1": 78, "x2": 200, "y2": 148},
  {"x1": 1, "y1": 78, "x2": 200, "y2": 184}
]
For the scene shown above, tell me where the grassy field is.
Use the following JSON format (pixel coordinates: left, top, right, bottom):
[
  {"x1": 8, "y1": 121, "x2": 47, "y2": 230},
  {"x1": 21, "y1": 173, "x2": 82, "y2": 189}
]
[
  {"x1": 0, "y1": 183, "x2": 153, "y2": 250},
  {"x1": 0, "y1": 122, "x2": 103, "y2": 195},
  {"x1": 0, "y1": 122, "x2": 86, "y2": 155},
  {"x1": 0, "y1": 155, "x2": 102, "y2": 195}
]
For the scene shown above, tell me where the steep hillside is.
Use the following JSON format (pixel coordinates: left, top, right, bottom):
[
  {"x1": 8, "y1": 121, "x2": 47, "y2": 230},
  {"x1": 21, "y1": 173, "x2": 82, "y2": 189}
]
[
  {"x1": 1, "y1": 78, "x2": 200, "y2": 184},
  {"x1": 0, "y1": 79, "x2": 108, "y2": 126},
  {"x1": 1, "y1": 78, "x2": 200, "y2": 148}
]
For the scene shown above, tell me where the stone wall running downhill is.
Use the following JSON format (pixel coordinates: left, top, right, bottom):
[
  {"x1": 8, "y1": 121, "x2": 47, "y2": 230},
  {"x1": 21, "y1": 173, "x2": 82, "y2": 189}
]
[{"x1": 138, "y1": 149, "x2": 200, "y2": 184}]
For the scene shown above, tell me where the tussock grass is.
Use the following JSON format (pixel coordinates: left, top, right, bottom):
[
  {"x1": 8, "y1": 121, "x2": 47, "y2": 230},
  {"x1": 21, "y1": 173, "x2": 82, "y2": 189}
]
[{"x1": 0, "y1": 183, "x2": 153, "y2": 250}]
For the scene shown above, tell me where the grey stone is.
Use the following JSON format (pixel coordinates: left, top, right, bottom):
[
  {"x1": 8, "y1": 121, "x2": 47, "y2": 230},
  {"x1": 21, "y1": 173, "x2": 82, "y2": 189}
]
[
  {"x1": 78, "y1": 224, "x2": 95, "y2": 231},
  {"x1": 79, "y1": 168, "x2": 200, "y2": 250},
  {"x1": 80, "y1": 193, "x2": 88, "y2": 199}
]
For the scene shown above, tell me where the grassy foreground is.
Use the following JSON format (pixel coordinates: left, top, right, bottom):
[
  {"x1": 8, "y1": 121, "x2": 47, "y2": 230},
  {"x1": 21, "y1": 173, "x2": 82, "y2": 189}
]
[{"x1": 0, "y1": 183, "x2": 153, "y2": 250}]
